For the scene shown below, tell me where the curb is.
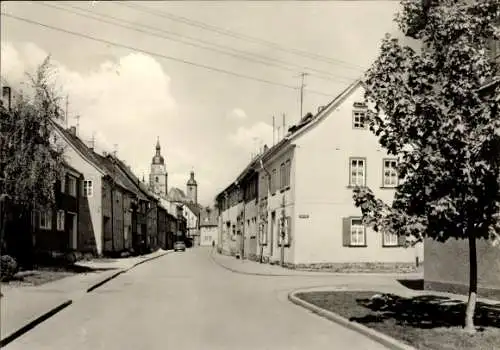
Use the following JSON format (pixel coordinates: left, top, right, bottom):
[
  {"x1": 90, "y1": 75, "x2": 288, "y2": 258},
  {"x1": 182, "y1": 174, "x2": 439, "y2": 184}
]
[
  {"x1": 288, "y1": 290, "x2": 416, "y2": 350},
  {"x1": 210, "y1": 253, "x2": 422, "y2": 279},
  {"x1": 86, "y1": 250, "x2": 172, "y2": 293},
  {"x1": 1, "y1": 250, "x2": 172, "y2": 346},
  {"x1": 0, "y1": 300, "x2": 72, "y2": 348},
  {"x1": 209, "y1": 252, "x2": 296, "y2": 277}
]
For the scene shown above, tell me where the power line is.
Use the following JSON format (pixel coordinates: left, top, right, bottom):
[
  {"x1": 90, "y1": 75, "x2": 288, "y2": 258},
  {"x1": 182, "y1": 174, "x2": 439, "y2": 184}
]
[
  {"x1": 115, "y1": 2, "x2": 367, "y2": 71},
  {"x1": 0, "y1": 12, "x2": 344, "y2": 98},
  {"x1": 37, "y1": 2, "x2": 356, "y2": 84}
]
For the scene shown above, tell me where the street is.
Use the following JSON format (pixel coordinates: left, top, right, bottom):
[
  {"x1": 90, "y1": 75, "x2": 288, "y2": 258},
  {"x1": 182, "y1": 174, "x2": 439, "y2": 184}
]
[{"x1": 4, "y1": 248, "x2": 388, "y2": 350}]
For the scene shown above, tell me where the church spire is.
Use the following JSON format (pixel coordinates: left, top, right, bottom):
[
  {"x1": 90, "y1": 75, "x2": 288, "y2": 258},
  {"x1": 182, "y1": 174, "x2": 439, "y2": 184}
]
[{"x1": 155, "y1": 136, "x2": 161, "y2": 154}]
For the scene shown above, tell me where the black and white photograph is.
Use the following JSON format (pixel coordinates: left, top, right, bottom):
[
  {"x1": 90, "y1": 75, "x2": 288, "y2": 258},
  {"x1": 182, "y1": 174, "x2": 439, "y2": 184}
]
[{"x1": 0, "y1": 1, "x2": 499, "y2": 349}]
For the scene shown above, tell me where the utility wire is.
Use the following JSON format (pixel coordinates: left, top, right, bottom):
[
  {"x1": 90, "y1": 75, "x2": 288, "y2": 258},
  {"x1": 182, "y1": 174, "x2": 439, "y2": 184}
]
[
  {"x1": 115, "y1": 1, "x2": 367, "y2": 71},
  {"x1": 1, "y1": 12, "x2": 345, "y2": 98},
  {"x1": 37, "y1": 2, "x2": 357, "y2": 84}
]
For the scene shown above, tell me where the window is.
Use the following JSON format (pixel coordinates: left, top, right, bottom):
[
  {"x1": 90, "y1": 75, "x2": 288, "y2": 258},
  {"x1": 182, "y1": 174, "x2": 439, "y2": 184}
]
[
  {"x1": 383, "y1": 159, "x2": 398, "y2": 187},
  {"x1": 56, "y1": 210, "x2": 65, "y2": 231},
  {"x1": 280, "y1": 163, "x2": 285, "y2": 190},
  {"x1": 60, "y1": 176, "x2": 66, "y2": 193},
  {"x1": 67, "y1": 177, "x2": 77, "y2": 197},
  {"x1": 349, "y1": 158, "x2": 366, "y2": 187},
  {"x1": 284, "y1": 160, "x2": 291, "y2": 188},
  {"x1": 271, "y1": 169, "x2": 277, "y2": 194},
  {"x1": 83, "y1": 180, "x2": 93, "y2": 197},
  {"x1": 278, "y1": 216, "x2": 291, "y2": 246},
  {"x1": 350, "y1": 218, "x2": 365, "y2": 246},
  {"x1": 383, "y1": 231, "x2": 398, "y2": 247},
  {"x1": 353, "y1": 110, "x2": 367, "y2": 129},
  {"x1": 39, "y1": 210, "x2": 53, "y2": 230}
]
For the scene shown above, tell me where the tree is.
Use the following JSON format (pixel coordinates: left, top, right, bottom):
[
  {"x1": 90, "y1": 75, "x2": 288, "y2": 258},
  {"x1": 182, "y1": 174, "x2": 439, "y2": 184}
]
[
  {"x1": 352, "y1": 0, "x2": 499, "y2": 333},
  {"x1": 0, "y1": 56, "x2": 66, "y2": 265}
]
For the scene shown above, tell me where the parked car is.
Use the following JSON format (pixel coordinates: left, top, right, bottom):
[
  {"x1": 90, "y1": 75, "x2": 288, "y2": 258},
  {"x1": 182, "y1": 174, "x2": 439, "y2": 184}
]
[{"x1": 174, "y1": 241, "x2": 186, "y2": 252}]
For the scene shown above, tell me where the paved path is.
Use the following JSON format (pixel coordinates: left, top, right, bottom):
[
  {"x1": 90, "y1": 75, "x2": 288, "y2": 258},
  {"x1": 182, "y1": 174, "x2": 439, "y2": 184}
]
[{"x1": 3, "y1": 248, "x2": 403, "y2": 350}]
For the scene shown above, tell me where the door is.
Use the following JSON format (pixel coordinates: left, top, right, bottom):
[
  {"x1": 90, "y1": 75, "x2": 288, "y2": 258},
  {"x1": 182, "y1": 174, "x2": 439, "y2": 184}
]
[
  {"x1": 66, "y1": 212, "x2": 77, "y2": 250},
  {"x1": 270, "y1": 211, "x2": 276, "y2": 256}
]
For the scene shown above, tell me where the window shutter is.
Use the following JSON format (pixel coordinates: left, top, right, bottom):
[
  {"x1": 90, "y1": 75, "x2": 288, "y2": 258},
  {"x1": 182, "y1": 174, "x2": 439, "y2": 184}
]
[
  {"x1": 342, "y1": 217, "x2": 351, "y2": 246},
  {"x1": 398, "y1": 234, "x2": 406, "y2": 247}
]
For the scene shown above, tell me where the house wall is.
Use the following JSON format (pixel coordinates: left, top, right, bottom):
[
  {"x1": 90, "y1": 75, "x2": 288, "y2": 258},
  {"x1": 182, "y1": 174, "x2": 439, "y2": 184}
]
[
  {"x1": 219, "y1": 202, "x2": 243, "y2": 255},
  {"x1": 33, "y1": 172, "x2": 80, "y2": 253},
  {"x1": 424, "y1": 238, "x2": 500, "y2": 297},
  {"x1": 123, "y1": 195, "x2": 133, "y2": 250},
  {"x1": 293, "y1": 84, "x2": 422, "y2": 268},
  {"x1": 258, "y1": 147, "x2": 295, "y2": 264},
  {"x1": 56, "y1": 133, "x2": 103, "y2": 255},
  {"x1": 243, "y1": 200, "x2": 258, "y2": 259},
  {"x1": 200, "y1": 226, "x2": 218, "y2": 246}
]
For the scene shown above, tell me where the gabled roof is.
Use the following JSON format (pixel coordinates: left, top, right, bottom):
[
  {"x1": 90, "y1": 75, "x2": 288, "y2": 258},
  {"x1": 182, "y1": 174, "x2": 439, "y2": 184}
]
[
  {"x1": 200, "y1": 207, "x2": 218, "y2": 226},
  {"x1": 214, "y1": 78, "x2": 363, "y2": 201},
  {"x1": 93, "y1": 153, "x2": 135, "y2": 194},
  {"x1": 184, "y1": 201, "x2": 201, "y2": 217},
  {"x1": 110, "y1": 156, "x2": 150, "y2": 201},
  {"x1": 51, "y1": 121, "x2": 106, "y2": 176},
  {"x1": 287, "y1": 79, "x2": 362, "y2": 142},
  {"x1": 168, "y1": 187, "x2": 188, "y2": 202}
]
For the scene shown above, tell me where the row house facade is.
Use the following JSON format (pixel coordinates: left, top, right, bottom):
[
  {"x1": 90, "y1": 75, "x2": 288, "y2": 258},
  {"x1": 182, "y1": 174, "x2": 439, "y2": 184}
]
[
  {"x1": 217, "y1": 80, "x2": 423, "y2": 271},
  {"x1": 49, "y1": 121, "x2": 179, "y2": 257},
  {"x1": 31, "y1": 163, "x2": 82, "y2": 256}
]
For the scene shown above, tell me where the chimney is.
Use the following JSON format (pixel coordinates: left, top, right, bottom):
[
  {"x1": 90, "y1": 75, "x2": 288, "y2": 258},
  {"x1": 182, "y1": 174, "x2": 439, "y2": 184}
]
[
  {"x1": 2, "y1": 86, "x2": 12, "y2": 110},
  {"x1": 69, "y1": 126, "x2": 77, "y2": 136},
  {"x1": 317, "y1": 105, "x2": 325, "y2": 113},
  {"x1": 263, "y1": 144, "x2": 269, "y2": 153}
]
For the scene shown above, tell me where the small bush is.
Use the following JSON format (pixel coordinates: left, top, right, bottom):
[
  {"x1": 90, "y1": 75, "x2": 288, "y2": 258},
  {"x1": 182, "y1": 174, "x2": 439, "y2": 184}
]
[{"x1": 0, "y1": 255, "x2": 19, "y2": 281}]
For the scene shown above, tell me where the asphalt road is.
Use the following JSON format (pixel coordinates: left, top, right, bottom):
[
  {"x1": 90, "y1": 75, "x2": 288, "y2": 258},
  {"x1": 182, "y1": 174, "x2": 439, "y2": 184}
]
[{"x1": 4, "y1": 248, "x2": 388, "y2": 350}]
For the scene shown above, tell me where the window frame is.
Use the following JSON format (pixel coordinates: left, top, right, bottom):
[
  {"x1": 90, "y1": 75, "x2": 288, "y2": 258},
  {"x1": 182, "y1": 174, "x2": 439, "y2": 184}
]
[
  {"x1": 382, "y1": 231, "x2": 399, "y2": 247},
  {"x1": 67, "y1": 176, "x2": 77, "y2": 197},
  {"x1": 349, "y1": 157, "x2": 366, "y2": 187},
  {"x1": 349, "y1": 217, "x2": 366, "y2": 247},
  {"x1": 352, "y1": 109, "x2": 367, "y2": 129},
  {"x1": 56, "y1": 210, "x2": 65, "y2": 231},
  {"x1": 39, "y1": 209, "x2": 53, "y2": 230},
  {"x1": 382, "y1": 158, "x2": 398, "y2": 188},
  {"x1": 83, "y1": 180, "x2": 93, "y2": 197}
]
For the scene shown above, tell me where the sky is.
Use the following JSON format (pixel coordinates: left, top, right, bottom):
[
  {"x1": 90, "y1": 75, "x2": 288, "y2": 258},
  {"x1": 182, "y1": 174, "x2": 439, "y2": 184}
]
[{"x1": 0, "y1": 1, "x2": 402, "y2": 206}]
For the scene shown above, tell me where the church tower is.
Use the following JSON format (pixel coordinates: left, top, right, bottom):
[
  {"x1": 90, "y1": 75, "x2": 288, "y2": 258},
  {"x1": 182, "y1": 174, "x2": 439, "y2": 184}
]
[
  {"x1": 186, "y1": 170, "x2": 198, "y2": 204},
  {"x1": 149, "y1": 137, "x2": 168, "y2": 197}
]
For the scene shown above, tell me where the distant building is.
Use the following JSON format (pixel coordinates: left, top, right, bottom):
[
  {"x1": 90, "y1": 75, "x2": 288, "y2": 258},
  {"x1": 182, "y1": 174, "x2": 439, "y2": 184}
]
[{"x1": 200, "y1": 207, "x2": 218, "y2": 247}]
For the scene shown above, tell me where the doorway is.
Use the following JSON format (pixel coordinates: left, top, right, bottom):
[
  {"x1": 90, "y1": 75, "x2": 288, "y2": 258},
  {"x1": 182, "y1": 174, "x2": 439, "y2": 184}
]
[
  {"x1": 270, "y1": 211, "x2": 276, "y2": 256},
  {"x1": 66, "y1": 212, "x2": 77, "y2": 250}
]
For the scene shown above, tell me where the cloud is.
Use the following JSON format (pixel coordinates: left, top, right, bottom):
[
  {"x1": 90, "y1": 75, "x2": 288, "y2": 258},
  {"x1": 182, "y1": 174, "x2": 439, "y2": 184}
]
[
  {"x1": 228, "y1": 121, "x2": 273, "y2": 153},
  {"x1": 227, "y1": 108, "x2": 247, "y2": 120},
  {"x1": 1, "y1": 41, "x2": 182, "y2": 195}
]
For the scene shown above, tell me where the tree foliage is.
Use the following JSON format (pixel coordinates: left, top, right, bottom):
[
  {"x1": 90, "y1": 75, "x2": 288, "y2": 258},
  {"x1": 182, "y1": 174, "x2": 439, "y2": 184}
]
[
  {"x1": 353, "y1": 0, "x2": 500, "y2": 245},
  {"x1": 0, "y1": 56, "x2": 65, "y2": 212}
]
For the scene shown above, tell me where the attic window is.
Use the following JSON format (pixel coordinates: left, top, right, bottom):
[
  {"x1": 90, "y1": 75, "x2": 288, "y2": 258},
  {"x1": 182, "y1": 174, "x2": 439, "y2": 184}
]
[{"x1": 353, "y1": 109, "x2": 367, "y2": 129}]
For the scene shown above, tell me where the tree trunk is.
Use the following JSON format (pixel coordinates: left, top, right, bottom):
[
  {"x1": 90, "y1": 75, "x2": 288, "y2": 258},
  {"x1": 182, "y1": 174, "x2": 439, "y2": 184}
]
[{"x1": 464, "y1": 233, "x2": 478, "y2": 333}]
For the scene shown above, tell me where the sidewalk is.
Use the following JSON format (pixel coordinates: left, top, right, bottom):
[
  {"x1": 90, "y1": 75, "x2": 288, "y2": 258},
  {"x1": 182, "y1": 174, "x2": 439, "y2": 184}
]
[
  {"x1": 1, "y1": 249, "x2": 171, "y2": 345},
  {"x1": 211, "y1": 252, "x2": 424, "y2": 279}
]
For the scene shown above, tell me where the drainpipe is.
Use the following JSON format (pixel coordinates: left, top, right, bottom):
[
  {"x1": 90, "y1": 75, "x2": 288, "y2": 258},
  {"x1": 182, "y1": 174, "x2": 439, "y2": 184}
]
[{"x1": 259, "y1": 159, "x2": 271, "y2": 264}]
